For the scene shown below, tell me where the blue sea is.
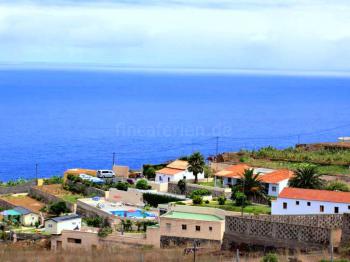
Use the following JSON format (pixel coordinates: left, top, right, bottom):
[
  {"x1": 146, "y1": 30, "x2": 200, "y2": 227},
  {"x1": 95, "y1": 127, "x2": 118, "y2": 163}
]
[{"x1": 0, "y1": 69, "x2": 350, "y2": 181}]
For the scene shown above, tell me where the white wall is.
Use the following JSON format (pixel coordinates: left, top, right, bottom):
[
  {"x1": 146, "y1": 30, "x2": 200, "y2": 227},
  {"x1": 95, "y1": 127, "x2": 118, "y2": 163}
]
[
  {"x1": 45, "y1": 218, "x2": 81, "y2": 235},
  {"x1": 222, "y1": 177, "x2": 238, "y2": 187},
  {"x1": 272, "y1": 198, "x2": 350, "y2": 215},
  {"x1": 155, "y1": 170, "x2": 204, "y2": 183}
]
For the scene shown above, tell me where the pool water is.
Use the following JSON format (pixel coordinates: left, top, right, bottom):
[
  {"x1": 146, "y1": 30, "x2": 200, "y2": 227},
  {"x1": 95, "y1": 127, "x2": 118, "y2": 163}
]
[{"x1": 111, "y1": 209, "x2": 156, "y2": 219}]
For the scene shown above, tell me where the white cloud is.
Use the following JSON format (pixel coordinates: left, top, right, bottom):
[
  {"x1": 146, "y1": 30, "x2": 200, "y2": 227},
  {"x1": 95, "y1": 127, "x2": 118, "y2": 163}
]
[{"x1": 0, "y1": 0, "x2": 350, "y2": 72}]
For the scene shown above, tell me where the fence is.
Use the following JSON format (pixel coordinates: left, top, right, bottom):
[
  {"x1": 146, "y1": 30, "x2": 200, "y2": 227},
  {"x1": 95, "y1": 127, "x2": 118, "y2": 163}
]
[{"x1": 222, "y1": 214, "x2": 342, "y2": 250}]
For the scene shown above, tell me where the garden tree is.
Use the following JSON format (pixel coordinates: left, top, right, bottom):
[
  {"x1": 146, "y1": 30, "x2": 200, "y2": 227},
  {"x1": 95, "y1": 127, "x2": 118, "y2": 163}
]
[
  {"x1": 144, "y1": 167, "x2": 156, "y2": 180},
  {"x1": 235, "y1": 168, "x2": 264, "y2": 199},
  {"x1": 115, "y1": 181, "x2": 129, "y2": 191},
  {"x1": 48, "y1": 201, "x2": 70, "y2": 216},
  {"x1": 192, "y1": 195, "x2": 203, "y2": 205},
  {"x1": 288, "y1": 165, "x2": 324, "y2": 189},
  {"x1": 218, "y1": 195, "x2": 226, "y2": 205},
  {"x1": 177, "y1": 179, "x2": 187, "y2": 194},
  {"x1": 135, "y1": 179, "x2": 151, "y2": 190},
  {"x1": 203, "y1": 165, "x2": 213, "y2": 179},
  {"x1": 325, "y1": 180, "x2": 350, "y2": 192},
  {"x1": 188, "y1": 152, "x2": 205, "y2": 184}
]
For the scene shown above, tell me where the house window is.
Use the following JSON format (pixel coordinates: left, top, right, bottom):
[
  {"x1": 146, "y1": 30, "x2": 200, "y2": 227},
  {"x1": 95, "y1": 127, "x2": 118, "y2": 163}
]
[
  {"x1": 335, "y1": 207, "x2": 339, "y2": 214},
  {"x1": 48, "y1": 224, "x2": 53, "y2": 228},
  {"x1": 296, "y1": 201, "x2": 299, "y2": 205},
  {"x1": 320, "y1": 205, "x2": 324, "y2": 212},
  {"x1": 307, "y1": 202, "x2": 311, "y2": 206},
  {"x1": 195, "y1": 226, "x2": 201, "y2": 231},
  {"x1": 183, "y1": 176, "x2": 186, "y2": 180},
  {"x1": 227, "y1": 178, "x2": 232, "y2": 183},
  {"x1": 67, "y1": 238, "x2": 82, "y2": 244},
  {"x1": 166, "y1": 223, "x2": 171, "y2": 230},
  {"x1": 271, "y1": 186, "x2": 277, "y2": 192},
  {"x1": 182, "y1": 224, "x2": 187, "y2": 230},
  {"x1": 167, "y1": 177, "x2": 170, "y2": 182},
  {"x1": 283, "y1": 202, "x2": 287, "y2": 209},
  {"x1": 159, "y1": 176, "x2": 163, "y2": 181},
  {"x1": 209, "y1": 226, "x2": 213, "y2": 231},
  {"x1": 348, "y1": 205, "x2": 350, "y2": 210}
]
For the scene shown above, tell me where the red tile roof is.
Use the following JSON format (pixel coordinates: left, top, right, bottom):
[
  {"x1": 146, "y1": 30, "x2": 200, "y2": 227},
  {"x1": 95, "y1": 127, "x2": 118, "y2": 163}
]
[
  {"x1": 156, "y1": 167, "x2": 184, "y2": 176},
  {"x1": 279, "y1": 187, "x2": 350, "y2": 204},
  {"x1": 215, "y1": 164, "x2": 250, "y2": 178},
  {"x1": 259, "y1": 169, "x2": 294, "y2": 184}
]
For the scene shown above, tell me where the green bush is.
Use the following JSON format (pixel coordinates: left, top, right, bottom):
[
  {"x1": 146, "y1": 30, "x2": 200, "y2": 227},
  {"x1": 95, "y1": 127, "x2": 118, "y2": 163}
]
[
  {"x1": 98, "y1": 227, "x2": 113, "y2": 238},
  {"x1": 325, "y1": 180, "x2": 350, "y2": 192},
  {"x1": 177, "y1": 179, "x2": 187, "y2": 194},
  {"x1": 84, "y1": 217, "x2": 104, "y2": 228},
  {"x1": 48, "y1": 201, "x2": 70, "y2": 216},
  {"x1": 44, "y1": 176, "x2": 63, "y2": 185},
  {"x1": 218, "y1": 195, "x2": 226, "y2": 205},
  {"x1": 261, "y1": 253, "x2": 278, "y2": 262},
  {"x1": 115, "y1": 181, "x2": 129, "y2": 191},
  {"x1": 235, "y1": 192, "x2": 247, "y2": 207},
  {"x1": 136, "y1": 179, "x2": 151, "y2": 190},
  {"x1": 192, "y1": 195, "x2": 203, "y2": 205},
  {"x1": 143, "y1": 193, "x2": 184, "y2": 207},
  {"x1": 205, "y1": 200, "x2": 210, "y2": 204},
  {"x1": 190, "y1": 189, "x2": 211, "y2": 198}
]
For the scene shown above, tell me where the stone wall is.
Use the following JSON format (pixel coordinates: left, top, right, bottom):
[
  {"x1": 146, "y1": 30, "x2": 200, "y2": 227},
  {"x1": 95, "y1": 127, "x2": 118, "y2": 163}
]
[
  {"x1": 0, "y1": 181, "x2": 36, "y2": 195},
  {"x1": 222, "y1": 215, "x2": 338, "y2": 250},
  {"x1": 341, "y1": 213, "x2": 350, "y2": 246},
  {"x1": 0, "y1": 198, "x2": 16, "y2": 209},
  {"x1": 244, "y1": 214, "x2": 343, "y2": 229},
  {"x1": 160, "y1": 236, "x2": 221, "y2": 248},
  {"x1": 66, "y1": 180, "x2": 106, "y2": 197},
  {"x1": 28, "y1": 186, "x2": 75, "y2": 212},
  {"x1": 168, "y1": 182, "x2": 231, "y2": 198}
]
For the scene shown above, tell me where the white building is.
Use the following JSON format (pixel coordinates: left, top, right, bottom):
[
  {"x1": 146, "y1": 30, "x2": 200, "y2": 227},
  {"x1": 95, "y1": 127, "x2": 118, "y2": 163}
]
[
  {"x1": 272, "y1": 187, "x2": 350, "y2": 215},
  {"x1": 215, "y1": 164, "x2": 293, "y2": 197},
  {"x1": 45, "y1": 214, "x2": 81, "y2": 235},
  {"x1": 155, "y1": 160, "x2": 205, "y2": 183}
]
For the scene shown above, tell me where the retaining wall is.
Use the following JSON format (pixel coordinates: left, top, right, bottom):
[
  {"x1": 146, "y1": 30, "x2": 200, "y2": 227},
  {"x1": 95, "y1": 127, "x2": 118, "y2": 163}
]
[
  {"x1": 28, "y1": 186, "x2": 75, "y2": 212},
  {"x1": 0, "y1": 181, "x2": 36, "y2": 195},
  {"x1": 168, "y1": 182, "x2": 231, "y2": 198}
]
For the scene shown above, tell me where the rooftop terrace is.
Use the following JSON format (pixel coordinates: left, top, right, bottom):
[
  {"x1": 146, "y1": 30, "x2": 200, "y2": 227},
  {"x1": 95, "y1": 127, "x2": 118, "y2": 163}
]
[{"x1": 162, "y1": 211, "x2": 223, "y2": 221}]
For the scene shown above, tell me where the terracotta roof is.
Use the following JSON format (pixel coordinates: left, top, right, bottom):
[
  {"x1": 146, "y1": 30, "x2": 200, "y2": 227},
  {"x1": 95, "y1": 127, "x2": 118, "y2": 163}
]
[
  {"x1": 156, "y1": 167, "x2": 184, "y2": 176},
  {"x1": 215, "y1": 164, "x2": 250, "y2": 178},
  {"x1": 167, "y1": 160, "x2": 189, "y2": 170},
  {"x1": 259, "y1": 169, "x2": 294, "y2": 184},
  {"x1": 278, "y1": 187, "x2": 350, "y2": 204}
]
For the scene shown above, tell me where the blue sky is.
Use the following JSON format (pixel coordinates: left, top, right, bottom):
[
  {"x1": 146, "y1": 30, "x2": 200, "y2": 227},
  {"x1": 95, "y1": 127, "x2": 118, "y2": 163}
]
[{"x1": 1, "y1": 0, "x2": 350, "y2": 73}]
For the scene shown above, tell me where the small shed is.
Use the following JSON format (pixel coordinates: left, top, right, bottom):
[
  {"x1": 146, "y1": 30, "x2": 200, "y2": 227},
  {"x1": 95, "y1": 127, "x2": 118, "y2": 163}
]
[{"x1": 45, "y1": 214, "x2": 81, "y2": 235}]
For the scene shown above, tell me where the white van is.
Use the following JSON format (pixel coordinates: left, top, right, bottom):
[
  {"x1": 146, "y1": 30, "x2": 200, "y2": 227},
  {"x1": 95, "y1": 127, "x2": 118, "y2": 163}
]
[{"x1": 96, "y1": 170, "x2": 115, "y2": 178}]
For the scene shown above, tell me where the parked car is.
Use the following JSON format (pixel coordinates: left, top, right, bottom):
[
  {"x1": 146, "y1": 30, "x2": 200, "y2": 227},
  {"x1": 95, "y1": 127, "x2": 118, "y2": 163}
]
[{"x1": 96, "y1": 170, "x2": 115, "y2": 178}]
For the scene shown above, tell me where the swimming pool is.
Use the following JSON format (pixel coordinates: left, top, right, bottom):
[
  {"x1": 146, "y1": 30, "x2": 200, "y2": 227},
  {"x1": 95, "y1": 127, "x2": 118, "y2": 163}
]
[{"x1": 111, "y1": 209, "x2": 156, "y2": 219}]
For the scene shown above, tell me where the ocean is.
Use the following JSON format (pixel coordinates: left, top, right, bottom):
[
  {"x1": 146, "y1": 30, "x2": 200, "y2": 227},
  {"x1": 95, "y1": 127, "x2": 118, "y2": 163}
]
[{"x1": 0, "y1": 69, "x2": 350, "y2": 181}]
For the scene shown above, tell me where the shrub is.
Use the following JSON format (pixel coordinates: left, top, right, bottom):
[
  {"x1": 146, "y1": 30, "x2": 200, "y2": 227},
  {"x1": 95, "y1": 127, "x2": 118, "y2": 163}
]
[
  {"x1": 144, "y1": 167, "x2": 156, "y2": 180},
  {"x1": 190, "y1": 189, "x2": 211, "y2": 198},
  {"x1": 98, "y1": 227, "x2": 113, "y2": 238},
  {"x1": 218, "y1": 195, "x2": 226, "y2": 205},
  {"x1": 205, "y1": 200, "x2": 210, "y2": 204},
  {"x1": 192, "y1": 195, "x2": 203, "y2": 205},
  {"x1": 115, "y1": 181, "x2": 129, "y2": 191},
  {"x1": 261, "y1": 253, "x2": 278, "y2": 262},
  {"x1": 136, "y1": 179, "x2": 151, "y2": 190},
  {"x1": 44, "y1": 176, "x2": 63, "y2": 185},
  {"x1": 143, "y1": 193, "x2": 183, "y2": 207},
  {"x1": 235, "y1": 192, "x2": 247, "y2": 207},
  {"x1": 325, "y1": 180, "x2": 350, "y2": 192},
  {"x1": 48, "y1": 201, "x2": 70, "y2": 216},
  {"x1": 84, "y1": 217, "x2": 104, "y2": 228},
  {"x1": 177, "y1": 179, "x2": 187, "y2": 194}
]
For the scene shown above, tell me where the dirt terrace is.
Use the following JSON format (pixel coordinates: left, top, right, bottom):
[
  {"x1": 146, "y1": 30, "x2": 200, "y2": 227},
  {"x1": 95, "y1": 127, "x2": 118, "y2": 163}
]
[{"x1": 0, "y1": 194, "x2": 45, "y2": 213}]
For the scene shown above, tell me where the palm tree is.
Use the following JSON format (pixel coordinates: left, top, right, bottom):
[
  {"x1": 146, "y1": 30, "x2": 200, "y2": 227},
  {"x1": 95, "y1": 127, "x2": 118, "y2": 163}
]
[
  {"x1": 188, "y1": 152, "x2": 205, "y2": 184},
  {"x1": 288, "y1": 165, "x2": 324, "y2": 189},
  {"x1": 235, "y1": 168, "x2": 264, "y2": 199}
]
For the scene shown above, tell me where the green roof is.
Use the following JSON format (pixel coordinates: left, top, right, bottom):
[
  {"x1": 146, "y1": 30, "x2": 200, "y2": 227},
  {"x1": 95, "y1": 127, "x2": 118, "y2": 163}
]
[{"x1": 161, "y1": 211, "x2": 223, "y2": 221}]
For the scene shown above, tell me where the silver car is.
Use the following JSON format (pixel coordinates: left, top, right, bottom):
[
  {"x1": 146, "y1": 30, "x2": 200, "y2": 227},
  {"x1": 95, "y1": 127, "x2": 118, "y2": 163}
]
[{"x1": 96, "y1": 170, "x2": 115, "y2": 178}]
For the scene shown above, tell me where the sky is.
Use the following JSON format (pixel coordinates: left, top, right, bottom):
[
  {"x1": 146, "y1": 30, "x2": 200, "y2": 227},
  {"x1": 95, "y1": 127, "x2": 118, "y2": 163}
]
[{"x1": 0, "y1": 0, "x2": 350, "y2": 73}]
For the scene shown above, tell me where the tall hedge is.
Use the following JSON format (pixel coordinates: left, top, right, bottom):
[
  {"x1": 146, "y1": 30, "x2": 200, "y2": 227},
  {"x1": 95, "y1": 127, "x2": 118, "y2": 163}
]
[{"x1": 143, "y1": 193, "x2": 183, "y2": 207}]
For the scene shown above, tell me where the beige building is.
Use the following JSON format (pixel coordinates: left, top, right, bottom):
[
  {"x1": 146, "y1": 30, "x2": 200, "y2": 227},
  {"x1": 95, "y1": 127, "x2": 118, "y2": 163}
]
[
  {"x1": 159, "y1": 205, "x2": 225, "y2": 247},
  {"x1": 13, "y1": 206, "x2": 40, "y2": 227}
]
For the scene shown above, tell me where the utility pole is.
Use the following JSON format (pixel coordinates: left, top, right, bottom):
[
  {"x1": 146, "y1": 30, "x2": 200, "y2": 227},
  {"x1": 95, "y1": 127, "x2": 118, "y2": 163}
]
[
  {"x1": 214, "y1": 136, "x2": 219, "y2": 187},
  {"x1": 112, "y1": 152, "x2": 116, "y2": 167},
  {"x1": 35, "y1": 163, "x2": 38, "y2": 180}
]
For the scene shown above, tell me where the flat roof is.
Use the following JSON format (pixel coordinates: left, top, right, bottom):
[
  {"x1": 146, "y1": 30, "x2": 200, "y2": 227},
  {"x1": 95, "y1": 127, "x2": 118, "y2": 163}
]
[{"x1": 162, "y1": 211, "x2": 223, "y2": 221}]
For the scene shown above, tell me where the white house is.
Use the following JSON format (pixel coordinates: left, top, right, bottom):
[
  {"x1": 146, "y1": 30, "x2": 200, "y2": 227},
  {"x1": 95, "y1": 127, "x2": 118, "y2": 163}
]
[
  {"x1": 215, "y1": 164, "x2": 292, "y2": 197},
  {"x1": 259, "y1": 169, "x2": 294, "y2": 197},
  {"x1": 155, "y1": 160, "x2": 205, "y2": 183},
  {"x1": 45, "y1": 214, "x2": 81, "y2": 235},
  {"x1": 272, "y1": 187, "x2": 350, "y2": 215}
]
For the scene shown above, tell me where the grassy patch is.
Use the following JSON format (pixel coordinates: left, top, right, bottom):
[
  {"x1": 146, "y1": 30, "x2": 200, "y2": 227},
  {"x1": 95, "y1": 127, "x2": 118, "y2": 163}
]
[
  {"x1": 193, "y1": 199, "x2": 270, "y2": 214},
  {"x1": 61, "y1": 194, "x2": 83, "y2": 203},
  {"x1": 198, "y1": 181, "x2": 224, "y2": 188}
]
